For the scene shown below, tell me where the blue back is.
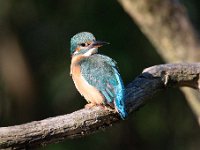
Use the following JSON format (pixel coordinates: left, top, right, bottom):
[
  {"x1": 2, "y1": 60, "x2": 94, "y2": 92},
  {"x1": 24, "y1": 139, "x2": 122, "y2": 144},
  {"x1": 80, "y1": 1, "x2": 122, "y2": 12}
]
[{"x1": 80, "y1": 54, "x2": 127, "y2": 119}]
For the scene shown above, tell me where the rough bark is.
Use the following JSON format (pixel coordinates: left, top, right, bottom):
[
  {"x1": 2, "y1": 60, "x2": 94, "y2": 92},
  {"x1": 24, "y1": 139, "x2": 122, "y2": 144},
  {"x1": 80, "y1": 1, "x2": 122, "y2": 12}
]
[
  {"x1": 118, "y1": 0, "x2": 200, "y2": 121},
  {"x1": 1, "y1": 63, "x2": 200, "y2": 149}
]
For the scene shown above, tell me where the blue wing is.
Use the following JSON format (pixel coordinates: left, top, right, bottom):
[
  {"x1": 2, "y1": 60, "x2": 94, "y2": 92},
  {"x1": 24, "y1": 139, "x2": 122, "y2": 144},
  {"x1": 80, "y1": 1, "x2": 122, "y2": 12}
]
[{"x1": 80, "y1": 54, "x2": 127, "y2": 119}]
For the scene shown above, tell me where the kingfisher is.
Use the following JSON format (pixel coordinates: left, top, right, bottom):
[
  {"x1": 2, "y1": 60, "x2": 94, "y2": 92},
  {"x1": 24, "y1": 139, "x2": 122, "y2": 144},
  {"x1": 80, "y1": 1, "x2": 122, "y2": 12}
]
[{"x1": 70, "y1": 32, "x2": 127, "y2": 119}]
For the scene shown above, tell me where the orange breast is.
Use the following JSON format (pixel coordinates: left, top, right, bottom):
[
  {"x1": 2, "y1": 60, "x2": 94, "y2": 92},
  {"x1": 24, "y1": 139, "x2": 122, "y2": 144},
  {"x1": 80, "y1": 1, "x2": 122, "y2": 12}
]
[{"x1": 70, "y1": 56, "x2": 104, "y2": 105}]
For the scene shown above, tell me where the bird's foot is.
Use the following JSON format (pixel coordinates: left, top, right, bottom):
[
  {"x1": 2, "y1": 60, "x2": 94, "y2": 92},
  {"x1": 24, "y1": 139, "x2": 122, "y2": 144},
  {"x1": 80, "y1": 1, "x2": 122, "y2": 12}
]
[
  {"x1": 84, "y1": 103, "x2": 96, "y2": 109},
  {"x1": 85, "y1": 103, "x2": 114, "y2": 112},
  {"x1": 104, "y1": 105, "x2": 115, "y2": 112},
  {"x1": 84, "y1": 103, "x2": 108, "y2": 109}
]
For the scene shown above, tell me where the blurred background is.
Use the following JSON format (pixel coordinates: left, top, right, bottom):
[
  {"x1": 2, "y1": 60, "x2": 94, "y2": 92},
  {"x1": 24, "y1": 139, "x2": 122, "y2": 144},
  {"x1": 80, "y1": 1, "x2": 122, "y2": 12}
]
[{"x1": 0, "y1": 0, "x2": 200, "y2": 150}]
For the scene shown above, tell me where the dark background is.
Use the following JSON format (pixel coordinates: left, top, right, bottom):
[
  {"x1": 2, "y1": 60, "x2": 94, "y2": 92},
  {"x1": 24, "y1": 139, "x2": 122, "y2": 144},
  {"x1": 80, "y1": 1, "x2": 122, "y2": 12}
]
[{"x1": 0, "y1": 0, "x2": 200, "y2": 150}]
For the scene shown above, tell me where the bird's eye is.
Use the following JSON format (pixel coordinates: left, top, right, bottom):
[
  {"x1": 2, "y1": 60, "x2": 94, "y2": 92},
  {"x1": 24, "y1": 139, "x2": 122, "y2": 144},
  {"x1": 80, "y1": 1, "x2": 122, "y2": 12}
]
[{"x1": 80, "y1": 43, "x2": 86, "y2": 47}]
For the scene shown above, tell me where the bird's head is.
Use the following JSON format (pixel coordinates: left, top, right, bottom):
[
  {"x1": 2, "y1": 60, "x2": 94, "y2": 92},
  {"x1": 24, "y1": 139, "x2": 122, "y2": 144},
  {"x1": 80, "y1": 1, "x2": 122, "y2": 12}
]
[{"x1": 70, "y1": 32, "x2": 109, "y2": 57}]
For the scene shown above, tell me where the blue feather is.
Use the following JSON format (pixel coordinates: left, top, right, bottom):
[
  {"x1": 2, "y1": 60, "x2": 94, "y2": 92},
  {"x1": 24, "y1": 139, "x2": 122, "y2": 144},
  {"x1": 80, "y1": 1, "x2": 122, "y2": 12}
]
[
  {"x1": 80, "y1": 54, "x2": 127, "y2": 119},
  {"x1": 113, "y1": 68, "x2": 127, "y2": 119}
]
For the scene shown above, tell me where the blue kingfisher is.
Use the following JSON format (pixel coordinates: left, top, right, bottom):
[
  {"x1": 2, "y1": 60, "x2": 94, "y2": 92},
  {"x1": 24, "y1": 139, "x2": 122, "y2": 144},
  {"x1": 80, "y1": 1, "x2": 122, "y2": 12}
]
[{"x1": 70, "y1": 32, "x2": 127, "y2": 119}]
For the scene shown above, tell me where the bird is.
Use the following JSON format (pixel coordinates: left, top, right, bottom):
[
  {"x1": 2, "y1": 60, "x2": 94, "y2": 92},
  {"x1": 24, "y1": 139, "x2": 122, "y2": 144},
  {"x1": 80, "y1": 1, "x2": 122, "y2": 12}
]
[{"x1": 70, "y1": 32, "x2": 127, "y2": 119}]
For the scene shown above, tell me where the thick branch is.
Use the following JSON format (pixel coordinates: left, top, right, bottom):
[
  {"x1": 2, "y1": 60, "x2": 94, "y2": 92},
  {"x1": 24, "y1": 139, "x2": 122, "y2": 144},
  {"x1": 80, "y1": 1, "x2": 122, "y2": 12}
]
[
  {"x1": 118, "y1": 0, "x2": 200, "y2": 122},
  {"x1": 118, "y1": 0, "x2": 200, "y2": 62},
  {"x1": 1, "y1": 63, "x2": 200, "y2": 149}
]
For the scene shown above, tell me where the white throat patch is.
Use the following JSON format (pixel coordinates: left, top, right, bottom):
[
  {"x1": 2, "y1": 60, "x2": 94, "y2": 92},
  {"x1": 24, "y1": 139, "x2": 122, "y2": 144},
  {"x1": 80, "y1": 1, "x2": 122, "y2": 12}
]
[{"x1": 83, "y1": 48, "x2": 97, "y2": 57}]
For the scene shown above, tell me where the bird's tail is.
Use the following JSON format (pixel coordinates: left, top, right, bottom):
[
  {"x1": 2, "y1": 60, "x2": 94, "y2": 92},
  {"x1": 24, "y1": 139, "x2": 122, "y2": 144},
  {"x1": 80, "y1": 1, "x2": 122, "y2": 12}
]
[
  {"x1": 114, "y1": 72, "x2": 128, "y2": 119},
  {"x1": 115, "y1": 90, "x2": 128, "y2": 119}
]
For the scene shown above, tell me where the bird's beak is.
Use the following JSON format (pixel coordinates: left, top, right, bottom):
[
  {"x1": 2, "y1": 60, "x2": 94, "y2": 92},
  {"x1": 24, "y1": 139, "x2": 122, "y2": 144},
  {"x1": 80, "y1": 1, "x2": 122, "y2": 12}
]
[{"x1": 91, "y1": 40, "x2": 110, "y2": 48}]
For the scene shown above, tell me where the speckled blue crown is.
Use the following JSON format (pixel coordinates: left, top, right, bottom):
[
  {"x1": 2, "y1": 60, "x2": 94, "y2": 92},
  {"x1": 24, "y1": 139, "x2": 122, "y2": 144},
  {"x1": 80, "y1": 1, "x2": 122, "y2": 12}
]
[{"x1": 70, "y1": 32, "x2": 96, "y2": 54}]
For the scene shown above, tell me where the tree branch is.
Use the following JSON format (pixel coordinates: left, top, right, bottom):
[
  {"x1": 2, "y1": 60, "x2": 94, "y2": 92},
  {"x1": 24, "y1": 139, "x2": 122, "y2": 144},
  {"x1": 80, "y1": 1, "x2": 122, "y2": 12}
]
[
  {"x1": 118, "y1": 0, "x2": 200, "y2": 122},
  {"x1": 1, "y1": 63, "x2": 200, "y2": 149},
  {"x1": 118, "y1": 0, "x2": 200, "y2": 62}
]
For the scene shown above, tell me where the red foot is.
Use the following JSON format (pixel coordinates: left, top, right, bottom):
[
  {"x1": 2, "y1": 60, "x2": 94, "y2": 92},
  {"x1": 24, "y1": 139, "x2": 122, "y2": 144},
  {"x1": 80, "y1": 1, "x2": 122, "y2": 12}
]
[
  {"x1": 84, "y1": 103, "x2": 96, "y2": 109},
  {"x1": 85, "y1": 103, "x2": 114, "y2": 112},
  {"x1": 84, "y1": 103, "x2": 106, "y2": 109}
]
